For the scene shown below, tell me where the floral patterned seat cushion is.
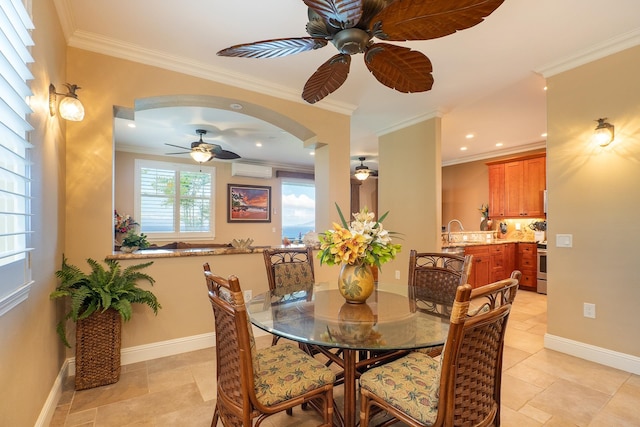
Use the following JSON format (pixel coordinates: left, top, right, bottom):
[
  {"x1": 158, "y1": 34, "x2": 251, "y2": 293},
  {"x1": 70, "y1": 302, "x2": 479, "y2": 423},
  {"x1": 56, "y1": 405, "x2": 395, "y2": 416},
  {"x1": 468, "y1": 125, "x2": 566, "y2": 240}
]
[
  {"x1": 253, "y1": 343, "x2": 335, "y2": 406},
  {"x1": 359, "y1": 351, "x2": 441, "y2": 425},
  {"x1": 273, "y1": 262, "x2": 314, "y2": 294}
]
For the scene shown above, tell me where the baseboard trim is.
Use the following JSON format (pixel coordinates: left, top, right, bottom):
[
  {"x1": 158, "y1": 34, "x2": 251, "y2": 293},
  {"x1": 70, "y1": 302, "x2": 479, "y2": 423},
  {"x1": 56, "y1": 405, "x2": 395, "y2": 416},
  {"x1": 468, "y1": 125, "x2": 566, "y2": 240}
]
[
  {"x1": 35, "y1": 358, "x2": 71, "y2": 427},
  {"x1": 545, "y1": 333, "x2": 640, "y2": 375}
]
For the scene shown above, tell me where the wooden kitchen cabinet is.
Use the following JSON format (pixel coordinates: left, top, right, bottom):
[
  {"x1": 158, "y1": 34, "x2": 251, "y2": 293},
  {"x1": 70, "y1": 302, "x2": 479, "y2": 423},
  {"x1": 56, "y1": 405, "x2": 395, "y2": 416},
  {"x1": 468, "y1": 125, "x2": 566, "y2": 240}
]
[
  {"x1": 464, "y1": 245, "x2": 490, "y2": 288},
  {"x1": 517, "y1": 242, "x2": 537, "y2": 291},
  {"x1": 465, "y1": 243, "x2": 517, "y2": 288},
  {"x1": 487, "y1": 154, "x2": 546, "y2": 218},
  {"x1": 489, "y1": 243, "x2": 516, "y2": 283}
]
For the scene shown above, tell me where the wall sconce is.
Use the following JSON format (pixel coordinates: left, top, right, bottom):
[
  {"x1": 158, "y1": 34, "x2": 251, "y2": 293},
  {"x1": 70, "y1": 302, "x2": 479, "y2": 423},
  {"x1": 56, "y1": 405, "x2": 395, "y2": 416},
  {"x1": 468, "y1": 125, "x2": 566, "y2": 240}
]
[
  {"x1": 49, "y1": 83, "x2": 85, "y2": 121},
  {"x1": 593, "y1": 118, "x2": 614, "y2": 147}
]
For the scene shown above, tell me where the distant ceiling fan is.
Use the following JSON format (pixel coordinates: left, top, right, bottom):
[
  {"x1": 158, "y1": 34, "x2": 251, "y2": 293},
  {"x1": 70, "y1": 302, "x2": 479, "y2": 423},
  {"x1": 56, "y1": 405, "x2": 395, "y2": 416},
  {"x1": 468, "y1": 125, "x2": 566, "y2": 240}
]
[
  {"x1": 354, "y1": 156, "x2": 378, "y2": 180},
  {"x1": 165, "y1": 129, "x2": 241, "y2": 163},
  {"x1": 217, "y1": 0, "x2": 504, "y2": 104}
]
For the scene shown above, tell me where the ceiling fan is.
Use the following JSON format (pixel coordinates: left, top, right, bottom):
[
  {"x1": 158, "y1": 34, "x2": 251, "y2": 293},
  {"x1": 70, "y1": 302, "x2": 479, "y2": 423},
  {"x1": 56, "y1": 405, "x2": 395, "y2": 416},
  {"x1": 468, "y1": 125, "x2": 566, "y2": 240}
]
[
  {"x1": 217, "y1": 0, "x2": 504, "y2": 104},
  {"x1": 354, "y1": 156, "x2": 378, "y2": 180},
  {"x1": 165, "y1": 129, "x2": 241, "y2": 163}
]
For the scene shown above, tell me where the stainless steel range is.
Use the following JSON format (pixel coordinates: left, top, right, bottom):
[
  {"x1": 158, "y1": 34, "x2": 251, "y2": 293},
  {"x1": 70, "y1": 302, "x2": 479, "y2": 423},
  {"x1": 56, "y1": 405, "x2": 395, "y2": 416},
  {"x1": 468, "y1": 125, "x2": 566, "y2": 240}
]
[{"x1": 537, "y1": 242, "x2": 547, "y2": 294}]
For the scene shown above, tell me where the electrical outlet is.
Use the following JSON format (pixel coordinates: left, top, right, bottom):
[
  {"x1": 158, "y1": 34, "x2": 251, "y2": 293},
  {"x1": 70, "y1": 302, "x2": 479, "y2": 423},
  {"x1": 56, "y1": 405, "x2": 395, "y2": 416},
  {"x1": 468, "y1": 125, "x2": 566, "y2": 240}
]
[
  {"x1": 583, "y1": 303, "x2": 596, "y2": 319},
  {"x1": 244, "y1": 290, "x2": 252, "y2": 303},
  {"x1": 395, "y1": 270, "x2": 401, "y2": 280}
]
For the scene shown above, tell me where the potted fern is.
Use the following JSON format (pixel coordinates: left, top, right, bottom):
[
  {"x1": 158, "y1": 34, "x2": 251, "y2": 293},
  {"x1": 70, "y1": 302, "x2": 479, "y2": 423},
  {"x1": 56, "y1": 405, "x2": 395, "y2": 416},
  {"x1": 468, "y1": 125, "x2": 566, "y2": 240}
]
[{"x1": 50, "y1": 256, "x2": 161, "y2": 389}]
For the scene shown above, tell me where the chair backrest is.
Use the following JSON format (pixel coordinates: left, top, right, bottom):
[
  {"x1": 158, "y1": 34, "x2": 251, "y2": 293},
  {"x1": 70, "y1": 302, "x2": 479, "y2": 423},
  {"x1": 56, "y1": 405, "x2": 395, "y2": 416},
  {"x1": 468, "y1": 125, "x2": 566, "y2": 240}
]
[
  {"x1": 203, "y1": 265, "x2": 260, "y2": 424},
  {"x1": 435, "y1": 277, "x2": 519, "y2": 427},
  {"x1": 408, "y1": 250, "x2": 473, "y2": 315},
  {"x1": 263, "y1": 247, "x2": 315, "y2": 294}
]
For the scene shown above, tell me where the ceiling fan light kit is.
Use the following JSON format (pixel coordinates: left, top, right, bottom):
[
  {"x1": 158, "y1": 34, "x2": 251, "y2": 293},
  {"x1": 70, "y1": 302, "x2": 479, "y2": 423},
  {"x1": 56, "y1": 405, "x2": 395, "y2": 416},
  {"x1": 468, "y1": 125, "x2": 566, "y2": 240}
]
[
  {"x1": 165, "y1": 129, "x2": 241, "y2": 163},
  {"x1": 354, "y1": 156, "x2": 376, "y2": 180},
  {"x1": 217, "y1": 0, "x2": 504, "y2": 103}
]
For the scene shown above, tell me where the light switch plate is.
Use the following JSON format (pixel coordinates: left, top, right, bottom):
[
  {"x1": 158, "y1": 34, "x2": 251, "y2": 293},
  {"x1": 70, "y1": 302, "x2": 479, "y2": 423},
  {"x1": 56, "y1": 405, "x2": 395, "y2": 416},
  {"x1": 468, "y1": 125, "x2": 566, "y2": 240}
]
[{"x1": 556, "y1": 234, "x2": 573, "y2": 248}]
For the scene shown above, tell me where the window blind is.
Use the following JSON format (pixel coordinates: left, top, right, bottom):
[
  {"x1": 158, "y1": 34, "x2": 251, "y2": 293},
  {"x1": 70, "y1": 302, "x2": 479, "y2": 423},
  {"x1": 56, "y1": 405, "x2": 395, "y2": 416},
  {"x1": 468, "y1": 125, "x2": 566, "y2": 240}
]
[
  {"x1": 134, "y1": 159, "x2": 215, "y2": 240},
  {"x1": 0, "y1": 0, "x2": 34, "y2": 316}
]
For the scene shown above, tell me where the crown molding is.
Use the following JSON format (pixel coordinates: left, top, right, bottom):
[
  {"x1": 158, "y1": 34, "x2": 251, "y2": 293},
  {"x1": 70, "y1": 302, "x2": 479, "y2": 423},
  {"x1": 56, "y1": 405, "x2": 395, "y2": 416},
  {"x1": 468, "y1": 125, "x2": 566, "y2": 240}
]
[
  {"x1": 65, "y1": 30, "x2": 357, "y2": 116},
  {"x1": 376, "y1": 108, "x2": 448, "y2": 137},
  {"x1": 442, "y1": 140, "x2": 547, "y2": 167},
  {"x1": 537, "y1": 28, "x2": 640, "y2": 77}
]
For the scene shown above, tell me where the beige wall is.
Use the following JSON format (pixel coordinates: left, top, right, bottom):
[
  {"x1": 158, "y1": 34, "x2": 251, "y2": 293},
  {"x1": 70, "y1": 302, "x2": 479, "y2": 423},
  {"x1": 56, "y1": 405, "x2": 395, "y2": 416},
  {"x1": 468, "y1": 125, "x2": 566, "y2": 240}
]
[
  {"x1": 378, "y1": 118, "x2": 442, "y2": 283},
  {"x1": 60, "y1": 48, "x2": 352, "y2": 355},
  {"x1": 546, "y1": 45, "x2": 640, "y2": 357},
  {"x1": 64, "y1": 47, "x2": 351, "y2": 270},
  {"x1": 0, "y1": 0, "x2": 67, "y2": 424}
]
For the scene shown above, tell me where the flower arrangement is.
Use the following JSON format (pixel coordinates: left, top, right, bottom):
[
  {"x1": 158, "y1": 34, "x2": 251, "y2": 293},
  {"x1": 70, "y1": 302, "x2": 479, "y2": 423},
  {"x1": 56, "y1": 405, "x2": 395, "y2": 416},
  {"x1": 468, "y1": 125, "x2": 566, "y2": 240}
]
[
  {"x1": 318, "y1": 204, "x2": 401, "y2": 268},
  {"x1": 114, "y1": 210, "x2": 138, "y2": 234},
  {"x1": 478, "y1": 203, "x2": 489, "y2": 219}
]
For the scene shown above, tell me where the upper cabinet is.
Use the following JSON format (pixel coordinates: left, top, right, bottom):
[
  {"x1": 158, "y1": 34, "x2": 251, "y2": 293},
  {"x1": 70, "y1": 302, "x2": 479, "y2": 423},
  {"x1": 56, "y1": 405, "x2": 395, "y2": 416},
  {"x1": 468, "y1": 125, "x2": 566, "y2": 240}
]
[{"x1": 488, "y1": 154, "x2": 546, "y2": 218}]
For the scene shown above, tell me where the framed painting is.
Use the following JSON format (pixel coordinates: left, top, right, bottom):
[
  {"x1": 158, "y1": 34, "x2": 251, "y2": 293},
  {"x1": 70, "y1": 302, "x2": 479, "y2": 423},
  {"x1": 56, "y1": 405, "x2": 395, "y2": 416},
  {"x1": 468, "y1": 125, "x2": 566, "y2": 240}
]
[{"x1": 227, "y1": 184, "x2": 271, "y2": 223}]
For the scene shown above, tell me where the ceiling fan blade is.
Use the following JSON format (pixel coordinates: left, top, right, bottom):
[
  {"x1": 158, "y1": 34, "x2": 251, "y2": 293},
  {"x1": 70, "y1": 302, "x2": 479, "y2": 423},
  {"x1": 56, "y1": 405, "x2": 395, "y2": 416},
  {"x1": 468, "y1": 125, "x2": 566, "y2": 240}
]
[
  {"x1": 213, "y1": 150, "x2": 241, "y2": 160},
  {"x1": 217, "y1": 37, "x2": 328, "y2": 59},
  {"x1": 165, "y1": 143, "x2": 191, "y2": 150},
  {"x1": 364, "y1": 43, "x2": 433, "y2": 93},
  {"x1": 370, "y1": 0, "x2": 504, "y2": 41},
  {"x1": 303, "y1": 0, "x2": 363, "y2": 30},
  {"x1": 302, "y1": 53, "x2": 351, "y2": 104},
  {"x1": 165, "y1": 151, "x2": 191, "y2": 155}
]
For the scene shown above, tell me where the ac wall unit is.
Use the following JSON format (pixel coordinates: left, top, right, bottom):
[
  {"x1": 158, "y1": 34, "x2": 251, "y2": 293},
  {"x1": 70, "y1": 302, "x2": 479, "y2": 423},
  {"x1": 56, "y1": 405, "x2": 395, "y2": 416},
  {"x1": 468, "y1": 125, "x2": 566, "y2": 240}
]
[{"x1": 231, "y1": 162, "x2": 273, "y2": 179}]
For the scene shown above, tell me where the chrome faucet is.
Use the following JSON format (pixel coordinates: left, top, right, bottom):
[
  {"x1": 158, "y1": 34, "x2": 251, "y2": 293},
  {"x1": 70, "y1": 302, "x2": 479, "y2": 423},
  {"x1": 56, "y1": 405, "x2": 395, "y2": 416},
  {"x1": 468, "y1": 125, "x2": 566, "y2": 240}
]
[{"x1": 447, "y1": 219, "x2": 464, "y2": 242}]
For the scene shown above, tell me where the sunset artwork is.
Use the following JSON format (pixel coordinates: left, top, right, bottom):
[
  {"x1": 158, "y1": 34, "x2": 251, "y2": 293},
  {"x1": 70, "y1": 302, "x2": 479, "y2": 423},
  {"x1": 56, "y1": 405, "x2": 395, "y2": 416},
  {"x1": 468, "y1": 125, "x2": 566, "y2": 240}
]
[{"x1": 228, "y1": 184, "x2": 271, "y2": 222}]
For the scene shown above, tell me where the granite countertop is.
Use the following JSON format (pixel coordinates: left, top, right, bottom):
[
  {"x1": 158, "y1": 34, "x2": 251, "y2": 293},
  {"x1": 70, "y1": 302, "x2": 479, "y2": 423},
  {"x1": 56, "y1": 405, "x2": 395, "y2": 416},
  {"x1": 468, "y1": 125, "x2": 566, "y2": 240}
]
[
  {"x1": 442, "y1": 239, "x2": 535, "y2": 248},
  {"x1": 106, "y1": 245, "x2": 272, "y2": 260}
]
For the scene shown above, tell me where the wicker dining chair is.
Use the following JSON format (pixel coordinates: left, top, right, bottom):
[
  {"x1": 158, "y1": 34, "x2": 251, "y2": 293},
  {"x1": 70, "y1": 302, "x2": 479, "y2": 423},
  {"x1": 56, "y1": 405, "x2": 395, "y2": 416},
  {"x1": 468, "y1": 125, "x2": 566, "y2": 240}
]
[
  {"x1": 360, "y1": 277, "x2": 519, "y2": 427},
  {"x1": 263, "y1": 247, "x2": 316, "y2": 345},
  {"x1": 407, "y1": 250, "x2": 473, "y2": 358},
  {"x1": 408, "y1": 250, "x2": 473, "y2": 314},
  {"x1": 203, "y1": 266, "x2": 335, "y2": 427}
]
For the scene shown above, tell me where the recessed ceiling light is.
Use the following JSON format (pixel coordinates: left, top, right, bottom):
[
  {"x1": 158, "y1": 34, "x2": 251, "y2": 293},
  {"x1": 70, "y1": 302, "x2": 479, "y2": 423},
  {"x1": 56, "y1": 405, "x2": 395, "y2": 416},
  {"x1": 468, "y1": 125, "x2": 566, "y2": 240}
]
[
  {"x1": 465, "y1": 133, "x2": 474, "y2": 139},
  {"x1": 127, "y1": 123, "x2": 136, "y2": 128},
  {"x1": 229, "y1": 103, "x2": 243, "y2": 110},
  {"x1": 255, "y1": 142, "x2": 262, "y2": 147},
  {"x1": 310, "y1": 151, "x2": 315, "y2": 156},
  {"x1": 495, "y1": 142, "x2": 503, "y2": 147},
  {"x1": 460, "y1": 147, "x2": 468, "y2": 151},
  {"x1": 541, "y1": 133, "x2": 548, "y2": 138},
  {"x1": 543, "y1": 86, "x2": 548, "y2": 91}
]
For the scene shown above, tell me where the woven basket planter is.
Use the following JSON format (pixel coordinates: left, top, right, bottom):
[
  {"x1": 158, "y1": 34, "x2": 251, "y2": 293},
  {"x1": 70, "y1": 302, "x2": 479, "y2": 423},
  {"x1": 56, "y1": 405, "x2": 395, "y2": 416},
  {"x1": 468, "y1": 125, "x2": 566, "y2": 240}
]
[{"x1": 75, "y1": 308, "x2": 122, "y2": 390}]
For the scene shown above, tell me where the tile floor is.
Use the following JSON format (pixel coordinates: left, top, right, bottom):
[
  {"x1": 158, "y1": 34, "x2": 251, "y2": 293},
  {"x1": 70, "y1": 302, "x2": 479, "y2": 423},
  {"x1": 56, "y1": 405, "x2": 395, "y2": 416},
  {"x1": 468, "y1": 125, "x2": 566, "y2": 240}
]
[{"x1": 50, "y1": 291, "x2": 640, "y2": 426}]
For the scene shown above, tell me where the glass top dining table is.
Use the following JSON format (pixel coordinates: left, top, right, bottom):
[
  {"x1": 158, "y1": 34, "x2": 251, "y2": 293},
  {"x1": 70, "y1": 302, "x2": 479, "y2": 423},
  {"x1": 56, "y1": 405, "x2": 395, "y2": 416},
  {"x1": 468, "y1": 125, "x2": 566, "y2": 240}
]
[{"x1": 247, "y1": 281, "x2": 451, "y2": 427}]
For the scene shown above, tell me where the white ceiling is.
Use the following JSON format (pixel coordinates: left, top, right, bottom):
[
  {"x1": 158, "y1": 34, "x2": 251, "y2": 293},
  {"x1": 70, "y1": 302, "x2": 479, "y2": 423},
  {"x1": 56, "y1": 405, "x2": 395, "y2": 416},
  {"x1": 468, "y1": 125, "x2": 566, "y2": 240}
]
[{"x1": 54, "y1": 0, "x2": 640, "y2": 172}]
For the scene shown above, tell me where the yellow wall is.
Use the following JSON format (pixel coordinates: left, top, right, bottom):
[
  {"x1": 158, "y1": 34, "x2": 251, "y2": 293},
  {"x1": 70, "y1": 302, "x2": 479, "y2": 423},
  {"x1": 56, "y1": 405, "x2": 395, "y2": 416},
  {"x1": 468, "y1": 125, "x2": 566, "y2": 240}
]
[
  {"x1": 546, "y1": 45, "x2": 640, "y2": 356},
  {"x1": 64, "y1": 47, "x2": 351, "y2": 270},
  {"x1": 0, "y1": 0, "x2": 67, "y2": 424},
  {"x1": 378, "y1": 118, "x2": 442, "y2": 283}
]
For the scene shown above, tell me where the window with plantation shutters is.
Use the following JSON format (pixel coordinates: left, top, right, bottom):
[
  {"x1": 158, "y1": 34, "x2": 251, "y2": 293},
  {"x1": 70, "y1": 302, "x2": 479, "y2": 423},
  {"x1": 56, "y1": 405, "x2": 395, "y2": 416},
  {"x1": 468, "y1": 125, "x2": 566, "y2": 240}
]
[
  {"x1": 0, "y1": 0, "x2": 34, "y2": 316},
  {"x1": 134, "y1": 159, "x2": 215, "y2": 240}
]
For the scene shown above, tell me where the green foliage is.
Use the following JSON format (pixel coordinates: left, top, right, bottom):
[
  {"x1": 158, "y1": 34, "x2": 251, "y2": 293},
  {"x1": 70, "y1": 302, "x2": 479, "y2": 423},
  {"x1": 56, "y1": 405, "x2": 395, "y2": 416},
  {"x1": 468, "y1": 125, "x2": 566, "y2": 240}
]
[
  {"x1": 50, "y1": 256, "x2": 161, "y2": 347},
  {"x1": 121, "y1": 231, "x2": 150, "y2": 249}
]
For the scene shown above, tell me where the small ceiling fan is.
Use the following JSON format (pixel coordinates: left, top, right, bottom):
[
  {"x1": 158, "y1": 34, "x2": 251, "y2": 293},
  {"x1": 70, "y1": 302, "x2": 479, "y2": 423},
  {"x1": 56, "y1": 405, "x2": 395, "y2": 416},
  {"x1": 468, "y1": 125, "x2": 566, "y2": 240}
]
[
  {"x1": 165, "y1": 129, "x2": 241, "y2": 163},
  {"x1": 217, "y1": 0, "x2": 504, "y2": 104},
  {"x1": 354, "y1": 156, "x2": 378, "y2": 180}
]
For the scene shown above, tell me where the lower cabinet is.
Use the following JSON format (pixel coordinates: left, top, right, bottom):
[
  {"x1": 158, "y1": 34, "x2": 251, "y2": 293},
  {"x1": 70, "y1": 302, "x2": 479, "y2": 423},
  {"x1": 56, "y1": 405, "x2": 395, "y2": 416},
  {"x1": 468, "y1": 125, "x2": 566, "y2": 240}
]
[
  {"x1": 465, "y1": 242, "x2": 530, "y2": 289},
  {"x1": 464, "y1": 245, "x2": 490, "y2": 288},
  {"x1": 517, "y1": 242, "x2": 537, "y2": 291}
]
